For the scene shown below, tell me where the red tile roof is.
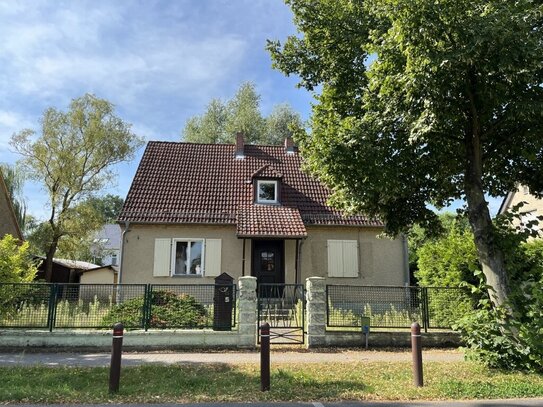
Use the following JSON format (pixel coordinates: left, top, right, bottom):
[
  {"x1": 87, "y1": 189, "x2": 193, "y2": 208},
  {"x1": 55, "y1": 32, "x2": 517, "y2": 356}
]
[
  {"x1": 119, "y1": 141, "x2": 382, "y2": 233},
  {"x1": 237, "y1": 205, "x2": 307, "y2": 238}
]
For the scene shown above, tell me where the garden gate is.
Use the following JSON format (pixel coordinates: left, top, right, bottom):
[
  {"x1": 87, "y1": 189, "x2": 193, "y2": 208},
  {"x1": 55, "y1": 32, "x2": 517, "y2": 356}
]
[{"x1": 257, "y1": 283, "x2": 305, "y2": 344}]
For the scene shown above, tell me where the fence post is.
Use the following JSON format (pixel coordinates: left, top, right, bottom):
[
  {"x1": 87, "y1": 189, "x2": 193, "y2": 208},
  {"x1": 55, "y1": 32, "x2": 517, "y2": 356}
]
[
  {"x1": 260, "y1": 322, "x2": 271, "y2": 391},
  {"x1": 238, "y1": 276, "x2": 258, "y2": 348},
  {"x1": 305, "y1": 277, "x2": 326, "y2": 348},
  {"x1": 143, "y1": 284, "x2": 152, "y2": 331},
  {"x1": 109, "y1": 322, "x2": 124, "y2": 393},
  {"x1": 47, "y1": 283, "x2": 58, "y2": 332},
  {"x1": 411, "y1": 322, "x2": 423, "y2": 387}
]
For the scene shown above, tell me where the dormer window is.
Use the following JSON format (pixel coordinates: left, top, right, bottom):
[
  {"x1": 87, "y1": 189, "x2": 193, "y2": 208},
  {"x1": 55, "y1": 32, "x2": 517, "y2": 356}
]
[{"x1": 257, "y1": 180, "x2": 278, "y2": 204}]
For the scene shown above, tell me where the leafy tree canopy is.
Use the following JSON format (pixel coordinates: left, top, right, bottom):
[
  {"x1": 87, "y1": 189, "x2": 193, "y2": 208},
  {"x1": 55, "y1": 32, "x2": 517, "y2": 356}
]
[
  {"x1": 269, "y1": 0, "x2": 543, "y2": 305},
  {"x1": 182, "y1": 82, "x2": 302, "y2": 145},
  {"x1": 87, "y1": 194, "x2": 124, "y2": 223},
  {"x1": 10, "y1": 94, "x2": 143, "y2": 281}
]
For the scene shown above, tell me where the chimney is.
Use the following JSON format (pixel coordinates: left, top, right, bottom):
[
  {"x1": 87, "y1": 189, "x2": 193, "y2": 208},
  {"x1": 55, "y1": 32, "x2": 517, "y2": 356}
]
[
  {"x1": 284, "y1": 137, "x2": 295, "y2": 154},
  {"x1": 235, "y1": 132, "x2": 245, "y2": 159}
]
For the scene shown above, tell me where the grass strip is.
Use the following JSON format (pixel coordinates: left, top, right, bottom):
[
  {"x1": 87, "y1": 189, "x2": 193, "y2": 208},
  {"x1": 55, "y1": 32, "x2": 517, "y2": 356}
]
[{"x1": 1, "y1": 361, "x2": 542, "y2": 403}]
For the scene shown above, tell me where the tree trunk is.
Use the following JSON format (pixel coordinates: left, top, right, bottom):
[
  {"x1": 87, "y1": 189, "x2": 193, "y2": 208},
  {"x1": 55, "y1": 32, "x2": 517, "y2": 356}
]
[
  {"x1": 44, "y1": 238, "x2": 59, "y2": 283},
  {"x1": 464, "y1": 79, "x2": 509, "y2": 306},
  {"x1": 464, "y1": 178, "x2": 509, "y2": 306}
]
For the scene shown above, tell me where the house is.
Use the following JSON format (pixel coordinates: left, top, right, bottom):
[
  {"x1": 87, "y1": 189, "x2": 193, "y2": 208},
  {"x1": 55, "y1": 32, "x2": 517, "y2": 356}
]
[
  {"x1": 0, "y1": 168, "x2": 23, "y2": 240},
  {"x1": 117, "y1": 134, "x2": 409, "y2": 286},
  {"x1": 499, "y1": 185, "x2": 542, "y2": 236},
  {"x1": 91, "y1": 224, "x2": 122, "y2": 267}
]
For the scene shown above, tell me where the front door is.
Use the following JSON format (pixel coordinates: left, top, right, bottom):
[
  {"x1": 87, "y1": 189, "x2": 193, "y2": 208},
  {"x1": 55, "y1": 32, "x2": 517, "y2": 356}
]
[{"x1": 252, "y1": 240, "x2": 284, "y2": 285}]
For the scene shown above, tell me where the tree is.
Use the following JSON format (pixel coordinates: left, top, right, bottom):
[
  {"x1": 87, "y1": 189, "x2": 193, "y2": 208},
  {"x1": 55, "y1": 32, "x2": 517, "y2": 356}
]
[
  {"x1": 0, "y1": 234, "x2": 37, "y2": 283},
  {"x1": 268, "y1": 0, "x2": 543, "y2": 306},
  {"x1": 10, "y1": 94, "x2": 143, "y2": 281},
  {"x1": 87, "y1": 194, "x2": 124, "y2": 223},
  {"x1": 182, "y1": 82, "x2": 302, "y2": 145},
  {"x1": 0, "y1": 163, "x2": 27, "y2": 231}
]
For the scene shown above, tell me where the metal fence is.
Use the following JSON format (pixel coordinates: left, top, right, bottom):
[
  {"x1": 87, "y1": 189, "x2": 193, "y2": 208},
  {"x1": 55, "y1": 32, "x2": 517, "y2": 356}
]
[
  {"x1": 326, "y1": 285, "x2": 474, "y2": 331},
  {"x1": 0, "y1": 282, "x2": 237, "y2": 331}
]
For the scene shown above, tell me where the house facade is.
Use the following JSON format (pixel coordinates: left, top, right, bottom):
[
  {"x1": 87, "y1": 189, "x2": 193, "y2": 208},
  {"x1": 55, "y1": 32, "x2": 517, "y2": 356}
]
[
  {"x1": 499, "y1": 185, "x2": 542, "y2": 236},
  {"x1": 0, "y1": 169, "x2": 23, "y2": 240},
  {"x1": 118, "y1": 135, "x2": 408, "y2": 286}
]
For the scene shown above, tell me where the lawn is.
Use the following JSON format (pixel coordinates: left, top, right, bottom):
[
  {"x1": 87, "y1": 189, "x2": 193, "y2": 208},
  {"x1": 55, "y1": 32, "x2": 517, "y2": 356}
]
[{"x1": 1, "y1": 361, "x2": 543, "y2": 403}]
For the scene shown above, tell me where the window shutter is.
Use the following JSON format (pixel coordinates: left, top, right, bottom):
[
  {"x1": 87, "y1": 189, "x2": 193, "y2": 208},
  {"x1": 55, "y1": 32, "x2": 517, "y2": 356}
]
[
  {"x1": 204, "y1": 239, "x2": 222, "y2": 277},
  {"x1": 153, "y1": 238, "x2": 171, "y2": 277},
  {"x1": 327, "y1": 240, "x2": 344, "y2": 277},
  {"x1": 342, "y1": 240, "x2": 359, "y2": 277}
]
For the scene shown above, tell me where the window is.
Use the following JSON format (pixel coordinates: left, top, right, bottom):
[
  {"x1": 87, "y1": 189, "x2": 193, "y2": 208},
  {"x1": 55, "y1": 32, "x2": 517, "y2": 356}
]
[
  {"x1": 153, "y1": 238, "x2": 222, "y2": 277},
  {"x1": 173, "y1": 239, "x2": 203, "y2": 275},
  {"x1": 257, "y1": 180, "x2": 278, "y2": 204},
  {"x1": 327, "y1": 240, "x2": 359, "y2": 277}
]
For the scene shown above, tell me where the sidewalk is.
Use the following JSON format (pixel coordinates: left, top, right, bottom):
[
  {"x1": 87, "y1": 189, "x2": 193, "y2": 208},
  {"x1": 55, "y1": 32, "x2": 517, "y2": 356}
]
[{"x1": 0, "y1": 348, "x2": 464, "y2": 367}]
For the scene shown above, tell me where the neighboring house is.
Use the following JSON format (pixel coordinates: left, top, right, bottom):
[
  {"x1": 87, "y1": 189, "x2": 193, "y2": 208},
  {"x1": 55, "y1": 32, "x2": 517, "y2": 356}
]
[
  {"x1": 35, "y1": 257, "x2": 100, "y2": 284},
  {"x1": 0, "y1": 169, "x2": 23, "y2": 240},
  {"x1": 91, "y1": 224, "x2": 122, "y2": 267},
  {"x1": 499, "y1": 185, "x2": 543, "y2": 236},
  {"x1": 118, "y1": 134, "x2": 409, "y2": 286}
]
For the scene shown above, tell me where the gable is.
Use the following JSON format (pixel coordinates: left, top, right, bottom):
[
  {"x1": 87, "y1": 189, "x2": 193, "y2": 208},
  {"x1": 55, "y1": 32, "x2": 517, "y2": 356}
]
[{"x1": 0, "y1": 171, "x2": 22, "y2": 240}]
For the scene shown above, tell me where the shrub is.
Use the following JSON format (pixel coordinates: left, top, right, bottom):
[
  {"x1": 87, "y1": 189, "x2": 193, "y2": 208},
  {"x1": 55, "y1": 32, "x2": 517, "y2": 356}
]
[{"x1": 102, "y1": 290, "x2": 207, "y2": 329}]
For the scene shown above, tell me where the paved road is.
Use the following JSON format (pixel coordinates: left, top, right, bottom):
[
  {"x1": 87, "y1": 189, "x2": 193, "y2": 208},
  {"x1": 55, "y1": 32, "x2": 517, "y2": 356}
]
[
  {"x1": 0, "y1": 349, "x2": 464, "y2": 366},
  {"x1": 11, "y1": 401, "x2": 543, "y2": 406}
]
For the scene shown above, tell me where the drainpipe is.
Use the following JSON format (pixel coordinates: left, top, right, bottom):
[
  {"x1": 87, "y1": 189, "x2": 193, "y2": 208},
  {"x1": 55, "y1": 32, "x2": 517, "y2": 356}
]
[
  {"x1": 118, "y1": 221, "x2": 131, "y2": 286},
  {"x1": 402, "y1": 233, "x2": 410, "y2": 286}
]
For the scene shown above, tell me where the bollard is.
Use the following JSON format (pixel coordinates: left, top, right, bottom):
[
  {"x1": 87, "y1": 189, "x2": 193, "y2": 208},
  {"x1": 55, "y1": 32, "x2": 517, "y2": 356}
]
[
  {"x1": 109, "y1": 322, "x2": 124, "y2": 393},
  {"x1": 411, "y1": 322, "x2": 423, "y2": 387},
  {"x1": 260, "y1": 322, "x2": 270, "y2": 391}
]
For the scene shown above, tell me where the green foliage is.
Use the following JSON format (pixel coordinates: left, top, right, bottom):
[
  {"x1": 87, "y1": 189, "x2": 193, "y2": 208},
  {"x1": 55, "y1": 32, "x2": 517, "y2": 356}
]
[
  {"x1": 182, "y1": 82, "x2": 302, "y2": 145},
  {"x1": 415, "y1": 220, "x2": 479, "y2": 287},
  {"x1": 455, "y1": 210, "x2": 543, "y2": 371},
  {"x1": 0, "y1": 235, "x2": 39, "y2": 318},
  {"x1": 269, "y1": 0, "x2": 543, "y2": 306},
  {"x1": 103, "y1": 290, "x2": 207, "y2": 329},
  {"x1": 86, "y1": 194, "x2": 124, "y2": 223},
  {"x1": 10, "y1": 94, "x2": 143, "y2": 279},
  {"x1": 0, "y1": 234, "x2": 37, "y2": 283}
]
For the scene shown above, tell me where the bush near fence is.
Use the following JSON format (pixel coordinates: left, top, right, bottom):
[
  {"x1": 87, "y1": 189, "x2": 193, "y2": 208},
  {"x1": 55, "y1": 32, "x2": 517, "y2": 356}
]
[{"x1": 0, "y1": 283, "x2": 236, "y2": 331}]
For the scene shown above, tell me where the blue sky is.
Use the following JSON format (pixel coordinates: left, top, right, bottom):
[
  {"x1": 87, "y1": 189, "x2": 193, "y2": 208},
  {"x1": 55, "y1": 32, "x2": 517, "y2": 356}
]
[{"x1": 0, "y1": 0, "x2": 502, "y2": 221}]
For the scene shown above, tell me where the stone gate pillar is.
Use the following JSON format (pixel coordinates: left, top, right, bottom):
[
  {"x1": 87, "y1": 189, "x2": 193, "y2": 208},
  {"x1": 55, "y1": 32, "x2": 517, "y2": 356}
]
[
  {"x1": 238, "y1": 276, "x2": 258, "y2": 348},
  {"x1": 305, "y1": 277, "x2": 326, "y2": 348}
]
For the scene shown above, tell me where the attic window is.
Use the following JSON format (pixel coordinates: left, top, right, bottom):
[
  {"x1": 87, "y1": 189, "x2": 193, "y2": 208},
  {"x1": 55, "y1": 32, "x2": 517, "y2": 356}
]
[{"x1": 257, "y1": 180, "x2": 278, "y2": 204}]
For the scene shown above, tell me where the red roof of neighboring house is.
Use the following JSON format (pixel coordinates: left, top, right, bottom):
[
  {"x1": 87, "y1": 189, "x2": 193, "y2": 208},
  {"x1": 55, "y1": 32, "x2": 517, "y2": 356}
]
[{"x1": 119, "y1": 141, "x2": 382, "y2": 235}]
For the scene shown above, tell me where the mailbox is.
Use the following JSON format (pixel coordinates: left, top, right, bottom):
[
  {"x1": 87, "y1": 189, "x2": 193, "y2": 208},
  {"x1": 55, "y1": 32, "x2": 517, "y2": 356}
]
[{"x1": 213, "y1": 272, "x2": 234, "y2": 331}]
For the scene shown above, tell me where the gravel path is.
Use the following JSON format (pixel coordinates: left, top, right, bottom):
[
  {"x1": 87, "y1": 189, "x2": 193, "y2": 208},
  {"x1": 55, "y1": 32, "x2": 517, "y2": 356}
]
[{"x1": 0, "y1": 349, "x2": 464, "y2": 367}]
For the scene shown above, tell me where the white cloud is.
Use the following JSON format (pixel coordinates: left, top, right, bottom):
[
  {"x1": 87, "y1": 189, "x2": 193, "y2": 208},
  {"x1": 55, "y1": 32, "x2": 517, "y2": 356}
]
[{"x1": 0, "y1": 2, "x2": 248, "y2": 106}]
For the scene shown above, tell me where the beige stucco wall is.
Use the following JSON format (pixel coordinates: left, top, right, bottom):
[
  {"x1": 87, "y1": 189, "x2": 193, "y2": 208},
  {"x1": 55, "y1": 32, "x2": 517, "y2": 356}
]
[
  {"x1": 80, "y1": 268, "x2": 116, "y2": 284},
  {"x1": 300, "y1": 226, "x2": 407, "y2": 286},
  {"x1": 121, "y1": 224, "x2": 245, "y2": 284},
  {"x1": 120, "y1": 224, "x2": 407, "y2": 286},
  {"x1": 508, "y1": 188, "x2": 543, "y2": 216}
]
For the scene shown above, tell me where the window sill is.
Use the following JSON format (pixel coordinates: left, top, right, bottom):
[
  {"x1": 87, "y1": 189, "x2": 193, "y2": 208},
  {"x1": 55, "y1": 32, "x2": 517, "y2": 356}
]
[{"x1": 171, "y1": 274, "x2": 203, "y2": 278}]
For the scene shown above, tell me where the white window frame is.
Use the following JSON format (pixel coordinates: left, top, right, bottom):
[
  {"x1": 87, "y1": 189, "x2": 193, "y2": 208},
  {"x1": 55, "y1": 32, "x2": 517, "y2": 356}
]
[
  {"x1": 257, "y1": 180, "x2": 278, "y2": 204},
  {"x1": 171, "y1": 238, "x2": 205, "y2": 276}
]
